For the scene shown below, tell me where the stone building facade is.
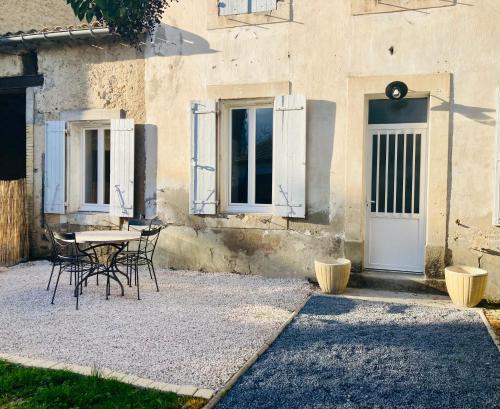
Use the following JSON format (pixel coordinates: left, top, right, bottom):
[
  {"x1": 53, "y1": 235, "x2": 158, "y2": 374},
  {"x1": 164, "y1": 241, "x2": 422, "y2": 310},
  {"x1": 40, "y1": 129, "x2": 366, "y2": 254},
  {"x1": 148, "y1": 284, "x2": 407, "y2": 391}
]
[{"x1": 1, "y1": 0, "x2": 500, "y2": 300}]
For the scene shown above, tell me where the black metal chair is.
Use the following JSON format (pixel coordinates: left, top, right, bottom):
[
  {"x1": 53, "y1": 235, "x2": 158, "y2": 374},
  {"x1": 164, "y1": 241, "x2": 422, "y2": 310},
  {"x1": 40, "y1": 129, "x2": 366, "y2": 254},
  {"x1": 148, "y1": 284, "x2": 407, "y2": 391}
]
[
  {"x1": 46, "y1": 228, "x2": 94, "y2": 309},
  {"x1": 116, "y1": 226, "x2": 163, "y2": 300}
]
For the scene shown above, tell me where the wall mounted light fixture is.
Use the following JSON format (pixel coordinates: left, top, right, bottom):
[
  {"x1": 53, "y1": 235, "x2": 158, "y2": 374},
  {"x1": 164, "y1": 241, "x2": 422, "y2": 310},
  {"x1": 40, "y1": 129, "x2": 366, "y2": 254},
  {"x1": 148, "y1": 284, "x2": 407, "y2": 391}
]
[{"x1": 385, "y1": 81, "x2": 408, "y2": 100}]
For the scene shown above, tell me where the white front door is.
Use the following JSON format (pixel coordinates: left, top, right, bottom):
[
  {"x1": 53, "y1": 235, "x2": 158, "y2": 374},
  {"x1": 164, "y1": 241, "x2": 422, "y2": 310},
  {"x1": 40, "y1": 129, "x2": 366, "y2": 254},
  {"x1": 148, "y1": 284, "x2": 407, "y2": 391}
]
[{"x1": 365, "y1": 124, "x2": 427, "y2": 272}]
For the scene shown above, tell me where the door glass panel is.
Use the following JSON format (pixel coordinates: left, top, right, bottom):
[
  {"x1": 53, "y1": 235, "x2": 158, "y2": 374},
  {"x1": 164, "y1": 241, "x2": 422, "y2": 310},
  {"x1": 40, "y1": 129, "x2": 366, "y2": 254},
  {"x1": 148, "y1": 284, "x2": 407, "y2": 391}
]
[
  {"x1": 231, "y1": 109, "x2": 249, "y2": 204},
  {"x1": 368, "y1": 98, "x2": 428, "y2": 124},
  {"x1": 396, "y1": 133, "x2": 405, "y2": 213},
  {"x1": 378, "y1": 134, "x2": 387, "y2": 213},
  {"x1": 255, "y1": 108, "x2": 273, "y2": 204},
  {"x1": 387, "y1": 134, "x2": 395, "y2": 213},
  {"x1": 104, "y1": 129, "x2": 111, "y2": 205},
  {"x1": 414, "y1": 134, "x2": 421, "y2": 214},
  {"x1": 371, "y1": 134, "x2": 378, "y2": 212},
  {"x1": 84, "y1": 129, "x2": 98, "y2": 204},
  {"x1": 405, "y1": 134, "x2": 414, "y2": 213}
]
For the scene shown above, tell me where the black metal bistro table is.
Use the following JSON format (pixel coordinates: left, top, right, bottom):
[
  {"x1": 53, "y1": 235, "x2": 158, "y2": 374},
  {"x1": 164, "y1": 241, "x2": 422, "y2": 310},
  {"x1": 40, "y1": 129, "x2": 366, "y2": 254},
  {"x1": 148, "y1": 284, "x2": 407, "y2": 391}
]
[{"x1": 75, "y1": 230, "x2": 141, "y2": 300}]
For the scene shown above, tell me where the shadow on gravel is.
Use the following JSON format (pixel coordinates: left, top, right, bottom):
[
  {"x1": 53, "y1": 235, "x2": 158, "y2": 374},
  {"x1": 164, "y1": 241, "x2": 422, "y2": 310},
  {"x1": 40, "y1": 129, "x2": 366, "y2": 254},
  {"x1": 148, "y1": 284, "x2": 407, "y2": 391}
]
[{"x1": 217, "y1": 295, "x2": 500, "y2": 409}]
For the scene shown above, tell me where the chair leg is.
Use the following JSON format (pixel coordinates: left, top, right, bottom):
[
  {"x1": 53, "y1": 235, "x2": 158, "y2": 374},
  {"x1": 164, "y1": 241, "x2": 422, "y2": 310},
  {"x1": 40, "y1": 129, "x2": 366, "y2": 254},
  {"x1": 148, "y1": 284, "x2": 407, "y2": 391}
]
[
  {"x1": 150, "y1": 262, "x2": 159, "y2": 292},
  {"x1": 136, "y1": 260, "x2": 140, "y2": 300},
  {"x1": 51, "y1": 266, "x2": 63, "y2": 305},
  {"x1": 106, "y1": 268, "x2": 110, "y2": 300},
  {"x1": 147, "y1": 263, "x2": 153, "y2": 279},
  {"x1": 46, "y1": 263, "x2": 56, "y2": 291},
  {"x1": 76, "y1": 266, "x2": 80, "y2": 310}
]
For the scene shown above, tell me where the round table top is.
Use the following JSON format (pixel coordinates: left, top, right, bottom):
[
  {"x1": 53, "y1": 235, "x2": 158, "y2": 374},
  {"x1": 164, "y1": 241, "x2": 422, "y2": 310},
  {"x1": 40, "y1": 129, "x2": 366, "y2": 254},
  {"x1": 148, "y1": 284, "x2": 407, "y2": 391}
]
[{"x1": 75, "y1": 230, "x2": 141, "y2": 244}]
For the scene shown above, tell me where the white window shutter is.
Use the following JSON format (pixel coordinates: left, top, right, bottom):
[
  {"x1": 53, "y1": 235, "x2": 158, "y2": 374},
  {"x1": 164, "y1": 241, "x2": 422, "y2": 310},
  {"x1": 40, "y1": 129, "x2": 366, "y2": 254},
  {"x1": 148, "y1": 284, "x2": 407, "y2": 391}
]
[
  {"x1": 494, "y1": 87, "x2": 500, "y2": 226},
  {"x1": 273, "y1": 95, "x2": 307, "y2": 218},
  {"x1": 110, "y1": 118, "x2": 135, "y2": 217},
  {"x1": 219, "y1": 0, "x2": 276, "y2": 15},
  {"x1": 190, "y1": 100, "x2": 217, "y2": 215},
  {"x1": 219, "y1": 0, "x2": 247, "y2": 16},
  {"x1": 44, "y1": 121, "x2": 66, "y2": 214},
  {"x1": 253, "y1": 0, "x2": 277, "y2": 12}
]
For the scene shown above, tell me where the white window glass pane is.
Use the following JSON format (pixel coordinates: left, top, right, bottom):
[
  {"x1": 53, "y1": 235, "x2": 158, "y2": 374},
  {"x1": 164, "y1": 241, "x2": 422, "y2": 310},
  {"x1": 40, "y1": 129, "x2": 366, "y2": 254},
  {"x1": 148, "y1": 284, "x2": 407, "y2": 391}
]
[
  {"x1": 231, "y1": 109, "x2": 249, "y2": 204},
  {"x1": 84, "y1": 129, "x2": 98, "y2": 204},
  {"x1": 104, "y1": 129, "x2": 111, "y2": 205},
  {"x1": 255, "y1": 108, "x2": 273, "y2": 204}
]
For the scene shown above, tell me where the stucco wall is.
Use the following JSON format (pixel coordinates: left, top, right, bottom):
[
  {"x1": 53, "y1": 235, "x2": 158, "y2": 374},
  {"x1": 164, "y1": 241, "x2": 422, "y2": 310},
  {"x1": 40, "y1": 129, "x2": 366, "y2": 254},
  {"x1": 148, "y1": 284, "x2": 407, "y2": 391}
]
[
  {"x1": 143, "y1": 0, "x2": 500, "y2": 299},
  {"x1": 12, "y1": 41, "x2": 145, "y2": 256},
  {"x1": 2, "y1": 0, "x2": 500, "y2": 300}
]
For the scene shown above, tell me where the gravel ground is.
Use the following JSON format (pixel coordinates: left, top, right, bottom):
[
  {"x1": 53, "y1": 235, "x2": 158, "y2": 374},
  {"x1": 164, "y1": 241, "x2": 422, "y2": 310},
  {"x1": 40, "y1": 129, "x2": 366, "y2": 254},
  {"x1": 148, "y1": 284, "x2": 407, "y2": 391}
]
[
  {"x1": 0, "y1": 261, "x2": 311, "y2": 390},
  {"x1": 218, "y1": 295, "x2": 500, "y2": 409}
]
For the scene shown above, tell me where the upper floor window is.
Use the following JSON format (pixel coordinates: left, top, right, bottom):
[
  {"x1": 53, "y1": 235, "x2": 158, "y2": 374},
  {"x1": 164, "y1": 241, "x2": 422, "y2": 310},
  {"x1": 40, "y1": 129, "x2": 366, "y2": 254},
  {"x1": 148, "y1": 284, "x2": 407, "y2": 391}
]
[{"x1": 218, "y1": 0, "x2": 277, "y2": 16}]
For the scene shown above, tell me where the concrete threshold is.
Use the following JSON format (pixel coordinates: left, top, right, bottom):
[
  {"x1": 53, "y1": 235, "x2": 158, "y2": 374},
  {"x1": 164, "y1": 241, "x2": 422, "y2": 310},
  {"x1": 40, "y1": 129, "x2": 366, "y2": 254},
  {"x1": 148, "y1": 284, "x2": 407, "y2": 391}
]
[{"x1": 348, "y1": 269, "x2": 447, "y2": 295}]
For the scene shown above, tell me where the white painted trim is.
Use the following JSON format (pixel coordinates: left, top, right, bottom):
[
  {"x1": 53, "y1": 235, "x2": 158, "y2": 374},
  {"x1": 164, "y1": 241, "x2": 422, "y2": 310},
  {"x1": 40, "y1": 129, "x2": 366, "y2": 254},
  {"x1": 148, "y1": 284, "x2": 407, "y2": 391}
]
[
  {"x1": 367, "y1": 122, "x2": 428, "y2": 130},
  {"x1": 80, "y1": 127, "x2": 111, "y2": 213},
  {"x1": 220, "y1": 99, "x2": 274, "y2": 214}
]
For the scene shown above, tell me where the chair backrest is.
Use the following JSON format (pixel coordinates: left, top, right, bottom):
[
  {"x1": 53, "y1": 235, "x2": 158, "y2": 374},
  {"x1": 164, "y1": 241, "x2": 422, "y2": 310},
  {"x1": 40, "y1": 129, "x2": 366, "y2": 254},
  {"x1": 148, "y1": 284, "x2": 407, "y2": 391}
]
[
  {"x1": 128, "y1": 218, "x2": 167, "y2": 231},
  {"x1": 137, "y1": 227, "x2": 163, "y2": 260},
  {"x1": 46, "y1": 227, "x2": 78, "y2": 259},
  {"x1": 128, "y1": 218, "x2": 151, "y2": 231}
]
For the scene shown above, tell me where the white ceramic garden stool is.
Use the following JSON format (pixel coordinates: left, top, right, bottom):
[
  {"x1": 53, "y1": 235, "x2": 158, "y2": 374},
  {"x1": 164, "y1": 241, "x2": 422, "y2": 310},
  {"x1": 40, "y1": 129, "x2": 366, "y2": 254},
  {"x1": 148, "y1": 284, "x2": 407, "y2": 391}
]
[
  {"x1": 314, "y1": 259, "x2": 351, "y2": 294},
  {"x1": 445, "y1": 265, "x2": 488, "y2": 308}
]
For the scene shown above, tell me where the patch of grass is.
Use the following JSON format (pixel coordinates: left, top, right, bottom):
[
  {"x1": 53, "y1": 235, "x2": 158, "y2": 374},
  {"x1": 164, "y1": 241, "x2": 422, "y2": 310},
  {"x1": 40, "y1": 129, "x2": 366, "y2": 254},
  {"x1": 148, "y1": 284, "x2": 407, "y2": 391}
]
[
  {"x1": 0, "y1": 360, "x2": 206, "y2": 409},
  {"x1": 479, "y1": 301, "x2": 500, "y2": 339}
]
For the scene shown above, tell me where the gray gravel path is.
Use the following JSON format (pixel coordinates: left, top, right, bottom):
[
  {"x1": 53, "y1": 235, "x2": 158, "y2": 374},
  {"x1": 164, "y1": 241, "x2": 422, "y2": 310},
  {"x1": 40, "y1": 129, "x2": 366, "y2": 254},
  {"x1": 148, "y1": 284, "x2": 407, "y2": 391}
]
[
  {"x1": 218, "y1": 294, "x2": 500, "y2": 409},
  {"x1": 0, "y1": 261, "x2": 310, "y2": 390}
]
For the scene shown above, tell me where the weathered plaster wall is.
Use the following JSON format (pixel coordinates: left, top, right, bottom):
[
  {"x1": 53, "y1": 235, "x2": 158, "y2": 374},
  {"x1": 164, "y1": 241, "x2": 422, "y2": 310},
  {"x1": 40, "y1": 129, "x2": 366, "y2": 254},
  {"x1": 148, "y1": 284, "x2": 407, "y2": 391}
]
[
  {"x1": 17, "y1": 41, "x2": 145, "y2": 256},
  {"x1": 3, "y1": 0, "x2": 500, "y2": 300},
  {"x1": 144, "y1": 0, "x2": 500, "y2": 299},
  {"x1": 0, "y1": 54, "x2": 22, "y2": 76}
]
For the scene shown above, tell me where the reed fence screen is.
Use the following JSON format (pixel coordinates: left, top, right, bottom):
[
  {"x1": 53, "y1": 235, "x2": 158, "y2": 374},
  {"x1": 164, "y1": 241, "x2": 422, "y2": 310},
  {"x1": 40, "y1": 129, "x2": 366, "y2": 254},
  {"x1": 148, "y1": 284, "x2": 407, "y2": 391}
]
[{"x1": 0, "y1": 179, "x2": 28, "y2": 266}]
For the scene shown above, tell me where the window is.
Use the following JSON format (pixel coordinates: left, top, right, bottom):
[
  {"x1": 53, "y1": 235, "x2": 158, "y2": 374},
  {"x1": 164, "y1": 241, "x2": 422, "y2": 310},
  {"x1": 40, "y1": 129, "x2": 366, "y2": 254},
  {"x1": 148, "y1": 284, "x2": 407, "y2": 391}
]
[
  {"x1": 218, "y1": 0, "x2": 277, "y2": 16},
  {"x1": 227, "y1": 105, "x2": 273, "y2": 213},
  {"x1": 368, "y1": 98, "x2": 428, "y2": 125},
  {"x1": 190, "y1": 95, "x2": 306, "y2": 218},
  {"x1": 81, "y1": 127, "x2": 111, "y2": 212}
]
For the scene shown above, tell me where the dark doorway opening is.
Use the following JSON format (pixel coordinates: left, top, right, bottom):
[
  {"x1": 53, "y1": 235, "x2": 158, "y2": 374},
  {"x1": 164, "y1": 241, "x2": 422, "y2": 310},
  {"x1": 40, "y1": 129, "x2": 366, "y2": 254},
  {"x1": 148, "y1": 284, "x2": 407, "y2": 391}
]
[{"x1": 0, "y1": 91, "x2": 26, "y2": 180}]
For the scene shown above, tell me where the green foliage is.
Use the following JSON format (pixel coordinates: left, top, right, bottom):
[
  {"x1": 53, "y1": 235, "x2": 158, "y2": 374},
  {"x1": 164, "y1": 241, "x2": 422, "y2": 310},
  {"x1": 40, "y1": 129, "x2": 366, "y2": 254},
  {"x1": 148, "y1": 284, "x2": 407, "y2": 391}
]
[
  {"x1": 0, "y1": 360, "x2": 205, "y2": 408},
  {"x1": 66, "y1": 0, "x2": 177, "y2": 44}
]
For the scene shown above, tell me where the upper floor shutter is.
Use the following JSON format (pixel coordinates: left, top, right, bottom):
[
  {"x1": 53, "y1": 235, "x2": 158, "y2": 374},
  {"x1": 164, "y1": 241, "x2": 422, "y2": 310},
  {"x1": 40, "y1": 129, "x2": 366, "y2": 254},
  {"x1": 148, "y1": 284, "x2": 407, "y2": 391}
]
[
  {"x1": 110, "y1": 118, "x2": 135, "y2": 217},
  {"x1": 219, "y1": 0, "x2": 276, "y2": 15},
  {"x1": 272, "y1": 95, "x2": 307, "y2": 218},
  {"x1": 44, "y1": 121, "x2": 66, "y2": 214},
  {"x1": 190, "y1": 100, "x2": 217, "y2": 215}
]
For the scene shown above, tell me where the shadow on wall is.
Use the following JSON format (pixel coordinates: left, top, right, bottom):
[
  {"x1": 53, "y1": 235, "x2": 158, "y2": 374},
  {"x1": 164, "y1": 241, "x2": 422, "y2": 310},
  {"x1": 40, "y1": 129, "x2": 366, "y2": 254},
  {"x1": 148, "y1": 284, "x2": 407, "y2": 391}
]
[
  {"x1": 305, "y1": 100, "x2": 336, "y2": 225},
  {"x1": 144, "y1": 124, "x2": 158, "y2": 219},
  {"x1": 150, "y1": 24, "x2": 219, "y2": 57},
  {"x1": 432, "y1": 94, "x2": 496, "y2": 126}
]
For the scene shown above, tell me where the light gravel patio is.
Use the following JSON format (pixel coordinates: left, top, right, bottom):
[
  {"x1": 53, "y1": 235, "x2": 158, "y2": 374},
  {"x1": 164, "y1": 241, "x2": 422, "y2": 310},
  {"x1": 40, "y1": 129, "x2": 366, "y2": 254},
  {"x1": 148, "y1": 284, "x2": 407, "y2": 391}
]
[{"x1": 0, "y1": 261, "x2": 311, "y2": 391}]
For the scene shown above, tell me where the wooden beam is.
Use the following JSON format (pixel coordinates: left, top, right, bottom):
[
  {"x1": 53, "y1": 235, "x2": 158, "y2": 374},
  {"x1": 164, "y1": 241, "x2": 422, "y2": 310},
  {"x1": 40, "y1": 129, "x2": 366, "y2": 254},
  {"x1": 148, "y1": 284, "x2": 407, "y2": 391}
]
[{"x1": 0, "y1": 75, "x2": 43, "y2": 90}]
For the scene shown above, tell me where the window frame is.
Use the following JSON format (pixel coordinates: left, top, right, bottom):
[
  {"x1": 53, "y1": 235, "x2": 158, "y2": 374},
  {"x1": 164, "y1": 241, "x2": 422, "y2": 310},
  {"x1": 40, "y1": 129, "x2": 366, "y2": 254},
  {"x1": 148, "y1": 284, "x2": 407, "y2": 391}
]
[
  {"x1": 80, "y1": 126, "x2": 111, "y2": 213},
  {"x1": 220, "y1": 99, "x2": 274, "y2": 214}
]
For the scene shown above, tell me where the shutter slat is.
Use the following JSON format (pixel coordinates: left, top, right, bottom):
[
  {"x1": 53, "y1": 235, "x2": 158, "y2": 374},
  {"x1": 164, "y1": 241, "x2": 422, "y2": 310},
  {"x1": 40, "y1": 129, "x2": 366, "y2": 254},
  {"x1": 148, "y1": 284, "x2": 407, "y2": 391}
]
[
  {"x1": 273, "y1": 95, "x2": 306, "y2": 218},
  {"x1": 110, "y1": 118, "x2": 134, "y2": 217},
  {"x1": 190, "y1": 100, "x2": 217, "y2": 215},
  {"x1": 44, "y1": 121, "x2": 65, "y2": 214}
]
